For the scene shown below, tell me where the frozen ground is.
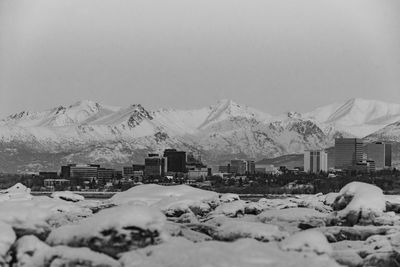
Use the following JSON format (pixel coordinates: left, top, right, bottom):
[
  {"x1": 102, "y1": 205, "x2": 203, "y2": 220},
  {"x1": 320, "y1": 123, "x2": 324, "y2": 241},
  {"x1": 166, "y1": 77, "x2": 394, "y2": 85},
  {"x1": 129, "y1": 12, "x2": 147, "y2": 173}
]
[{"x1": 1, "y1": 182, "x2": 400, "y2": 266}]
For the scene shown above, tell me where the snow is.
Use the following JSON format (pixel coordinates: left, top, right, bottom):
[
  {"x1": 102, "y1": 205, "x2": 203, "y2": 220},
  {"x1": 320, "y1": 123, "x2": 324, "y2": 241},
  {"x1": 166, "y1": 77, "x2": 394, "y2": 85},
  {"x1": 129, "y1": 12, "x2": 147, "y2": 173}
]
[
  {"x1": 0, "y1": 221, "x2": 16, "y2": 257},
  {"x1": 210, "y1": 217, "x2": 288, "y2": 242},
  {"x1": 258, "y1": 208, "x2": 328, "y2": 223},
  {"x1": 46, "y1": 204, "x2": 168, "y2": 256},
  {"x1": 51, "y1": 191, "x2": 85, "y2": 202},
  {"x1": 4, "y1": 98, "x2": 400, "y2": 173},
  {"x1": 280, "y1": 229, "x2": 333, "y2": 255},
  {"x1": 0, "y1": 197, "x2": 92, "y2": 237},
  {"x1": 0, "y1": 183, "x2": 32, "y2": 201},
  {"x1": 110, "y1": 184, "x2": 219, "y2": 216},
  {"x1": 119, "y1": 237, "x2": 341, "y2": 267},
  {"x1": 220, "y1": 193, "x2": 240, "y2": 203},
  {"x1": 334, "y1": 182, "x2": 386, "y2": 224},
  {"x1": 211, "y1": 200, "x2": 246, "y2": 217},
  {"x1": 14, "y1": 235, "x2": 120, "y2": 267}
]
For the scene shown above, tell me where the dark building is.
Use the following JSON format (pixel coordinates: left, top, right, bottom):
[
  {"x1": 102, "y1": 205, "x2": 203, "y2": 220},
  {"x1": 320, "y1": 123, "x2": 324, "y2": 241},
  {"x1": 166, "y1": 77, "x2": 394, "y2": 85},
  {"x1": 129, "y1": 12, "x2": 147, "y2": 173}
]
[
  {"x1": 163, "y1": 149, "x2": 186, "y2": 173},
  {"x1": 39, "y1": 172, "x2": 58, "y2": 179},
  {"x1": 145, "y1": 154, "x2": 167, "y2": 177},
  {"x1": 334, "y1": 138, "x2": 364, "y2": 170},
  {"x1": 97, "y1": 168, "x2": 116, "y2": 183},
  {"x1": 366, "y1": 142, "x2": 392, "y2": 170}
]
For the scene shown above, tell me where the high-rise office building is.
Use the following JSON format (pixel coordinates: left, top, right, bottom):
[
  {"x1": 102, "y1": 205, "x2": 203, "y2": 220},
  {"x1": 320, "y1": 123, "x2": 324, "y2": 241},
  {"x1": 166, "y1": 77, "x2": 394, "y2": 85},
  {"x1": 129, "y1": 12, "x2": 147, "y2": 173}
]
[
  {"x1": 70, "y1": 164, "x2": 99, "y2": 182},
  {"x1": 145, "y1": 154, "x2": 167, "y2": 177},
  {"x1": 230, "y1": 160, "x2": 247, "y2": 175},
  {"x1": 246, "y1": 160, "x2": 256, "y2": 175},
  {"x1": 366, "y1": 142, "x2": 392, "y2": 170},
  {"x1": 304, "y1": 150, "x2": 328, "y2": 173},
  {"x1": 334, "y1": 138, "x2": 364, "y2": 170},
  {"x1": 163, "y1": 149, "x2": 186, "y2": 173}
]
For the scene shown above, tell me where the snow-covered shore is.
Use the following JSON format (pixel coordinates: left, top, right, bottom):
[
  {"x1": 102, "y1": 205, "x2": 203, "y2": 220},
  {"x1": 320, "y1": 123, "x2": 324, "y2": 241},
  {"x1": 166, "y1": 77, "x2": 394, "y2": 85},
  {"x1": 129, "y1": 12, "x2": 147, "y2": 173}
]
[{"x1": 1, "y1": 182, "x2": 400, "y2": 266}]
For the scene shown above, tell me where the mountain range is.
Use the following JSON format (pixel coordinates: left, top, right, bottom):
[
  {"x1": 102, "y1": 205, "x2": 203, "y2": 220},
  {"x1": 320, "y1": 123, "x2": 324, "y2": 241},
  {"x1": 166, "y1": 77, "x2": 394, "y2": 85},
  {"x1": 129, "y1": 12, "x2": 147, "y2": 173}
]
[{"x1": 0, "y1": 98, "x2": 399, "y2": 173}]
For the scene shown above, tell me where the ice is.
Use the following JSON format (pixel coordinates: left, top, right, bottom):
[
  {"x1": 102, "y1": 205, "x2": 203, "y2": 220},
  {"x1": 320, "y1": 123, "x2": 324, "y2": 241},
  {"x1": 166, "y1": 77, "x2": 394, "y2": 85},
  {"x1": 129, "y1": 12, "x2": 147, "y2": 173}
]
[
  {"x1": 0, "y1": 197, "x2": 92, "y2": 238},
  {"x1": 119, "y1": 237, "x2": 341, "y2": 267},
  {"x1": 334, "y1": 182, "x2": 386, "y2": 225},
  {"x1": 220, "y1": 193, "x2": 240, "y2": 203},
  {"x1": 209, "y1": 217, "x2": 288, "y2": 242},
  {"x1": 280, "y1": 229, "x2": 333, "y2": 255},
  {"x1": 0, "y1": 183, "x2": 32, "y2": 201},
  {"x1": 211, "y1": 200, "x2": 246, "y2": 217},
  {"x1": 46, "y1": 204, "x2": 168, "y2": 257},
  {"x1": 0, "y1": 221, "x2": 16, "y2": 258},
  {"x1": 110, "y1": 184, "x2": 219, "y2": 216},
  {"x1": 51, "y1": 191, "x2": 84, "y2": 202},
  {"x1": 13, "y1": 235, "x2": 120, "y2": 267}
]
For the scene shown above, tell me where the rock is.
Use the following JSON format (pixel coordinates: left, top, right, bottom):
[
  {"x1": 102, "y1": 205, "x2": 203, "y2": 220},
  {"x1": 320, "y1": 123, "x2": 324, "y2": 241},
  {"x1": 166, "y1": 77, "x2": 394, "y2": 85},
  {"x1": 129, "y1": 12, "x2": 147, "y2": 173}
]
[
  {"x1": 209, "y1": 217, "x2": 288, "y2": 242},
  {"x1": 0, "y1": 221, "x2": 16, "y2": 258},
  {"x1": 109, "y1": 184, "x2": 219, "y2": 216},
  {"x1": 211, "y1": 201, "x2": 246, "y2": 217},
  {"x1": 333, "y1": 182, "x2": 386, "y2": 226},
  {"x1": 0, "y1": 183, "x2": 32, "y2": 202},
  {"x1": 13, "y1": 235, "x2": 120, "y2": 267},
  {"x1": 220, "y1": 193, "x2": 240, "y2": 203},
  {"x1": 46, "y1": 205, "x2": 168, "y2": 257},
  {"x1": 244, "y1": 202, "x2": 264, "y2": 215},
  {"x1": 258, "y1": 208, "x2": 329, "y2": 229},
  {"x1": 51, "y1": 191, "x2": 85, "y2": 202},
  {"x1": 280, "y1": 229, "x2": 333, "y2": 255}
]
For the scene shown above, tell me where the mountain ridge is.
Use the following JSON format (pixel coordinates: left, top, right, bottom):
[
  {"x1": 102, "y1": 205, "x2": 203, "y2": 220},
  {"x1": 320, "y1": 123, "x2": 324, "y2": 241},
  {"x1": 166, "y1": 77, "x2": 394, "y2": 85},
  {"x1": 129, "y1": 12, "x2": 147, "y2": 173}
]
[{"x1": 0, "y1": 98, "x2": 399, "y2": 173}]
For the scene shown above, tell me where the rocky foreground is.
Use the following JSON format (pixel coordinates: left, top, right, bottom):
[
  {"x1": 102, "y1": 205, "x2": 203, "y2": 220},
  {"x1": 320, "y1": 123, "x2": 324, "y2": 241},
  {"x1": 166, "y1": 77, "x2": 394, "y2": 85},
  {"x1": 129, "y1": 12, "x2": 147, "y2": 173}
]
[{"x1": 1, "y1": 182, "x2": 400, "y2": 266}]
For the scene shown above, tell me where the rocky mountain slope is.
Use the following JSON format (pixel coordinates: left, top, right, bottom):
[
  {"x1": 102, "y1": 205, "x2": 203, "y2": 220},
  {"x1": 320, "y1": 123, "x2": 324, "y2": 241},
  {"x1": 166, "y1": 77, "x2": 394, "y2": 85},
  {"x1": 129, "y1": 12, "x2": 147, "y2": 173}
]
[{"x1": 0, "y1": 98, "x2": 398, "y2": 173}]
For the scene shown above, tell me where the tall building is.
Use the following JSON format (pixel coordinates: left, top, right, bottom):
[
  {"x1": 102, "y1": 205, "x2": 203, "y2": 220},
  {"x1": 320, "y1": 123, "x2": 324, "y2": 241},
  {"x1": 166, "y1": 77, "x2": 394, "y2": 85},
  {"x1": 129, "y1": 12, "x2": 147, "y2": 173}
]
[
  {"x1": 246, "y1": 160, "x2": 256, "y2": 175},
  {"x1": 304, "y1": 150, "x2": 328, "y2": 173},
  {"x1": 230, "y1": 160, "x2": 247, "y2": 175},
  {"x1": 366, "y1": 142, "x2": 392, "y2": 170},
  {"x1": 334, "y1": 138, "x2": 364, "y2": 170},
  {"x1": 163, "y1": 149, "x2": 186, "y2": 173},
  {"x1": 144, "y1": 154, "x2": 167, "y2": 177},
  {"x1": 70, "y1": 164, "x2": 99, "y2": 182}
]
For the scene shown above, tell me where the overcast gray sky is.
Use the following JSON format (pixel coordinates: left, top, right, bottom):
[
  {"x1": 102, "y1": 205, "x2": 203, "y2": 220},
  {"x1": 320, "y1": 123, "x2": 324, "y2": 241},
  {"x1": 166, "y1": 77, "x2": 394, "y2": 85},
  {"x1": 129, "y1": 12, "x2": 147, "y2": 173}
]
[{"x1": 1, "y1": 0, "x2": 400, "y2": 118}]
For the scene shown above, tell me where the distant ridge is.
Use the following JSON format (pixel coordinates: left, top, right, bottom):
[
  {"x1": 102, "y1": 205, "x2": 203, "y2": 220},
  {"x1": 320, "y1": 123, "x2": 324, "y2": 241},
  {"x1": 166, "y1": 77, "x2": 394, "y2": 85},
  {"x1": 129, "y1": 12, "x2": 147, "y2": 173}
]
[{"x1": 0, "y1": 98, "x2": 399, "y2": 173}]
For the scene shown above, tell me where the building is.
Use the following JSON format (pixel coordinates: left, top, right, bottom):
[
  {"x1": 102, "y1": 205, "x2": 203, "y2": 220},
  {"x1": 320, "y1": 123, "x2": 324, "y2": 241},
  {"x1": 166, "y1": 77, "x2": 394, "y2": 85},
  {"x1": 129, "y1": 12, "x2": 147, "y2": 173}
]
[
  {"x1": 366, "y1": 142, "x2": 392, "y2": 170},
  {"x1": 144, "y1": 154, "x2": 167, "y2": 177},
  {"x1": 230, "y1": 160, "x2": 247, "y2": 175},
  {"x1": 334, "y1": 138, "x2": 364, "y2": 170},
  {"x1": 70, "y1": 164, "x2": 99, "y2": 182},
  {"x1": 39, "y1": 172, "x2": 58, "y2": 179},
  {"x1": 163, "y1": 149, "x2": 186, "y2": 173},
  {"x1": 188, "y1": 168, "x2": 209, "y2": 179},
  {"x1": 304, "y1": 150, "x2": 328, "y2": 173},
  {"x1": 246, "y1": 160, "x2": 256, "y2": 175},
  {"x1": 356, "y1": 160, "x2": 376, "y2": 173},
  {"x1": 97, "y1": 168, "x2": 116, "y2": 183}
]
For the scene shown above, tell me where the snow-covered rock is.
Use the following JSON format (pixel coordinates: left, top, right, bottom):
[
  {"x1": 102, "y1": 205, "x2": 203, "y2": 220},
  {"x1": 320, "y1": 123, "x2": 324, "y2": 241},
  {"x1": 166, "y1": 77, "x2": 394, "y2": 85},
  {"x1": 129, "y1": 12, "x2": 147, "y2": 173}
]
[
  {"x1": 110, "y1": 184, "x2": 219, "y2": 216},
  {"x1": 0, "y1": 197, "x2": 92, "y2": 238},
  {"x1": 220, "y1": 193, "x2": 240, "y2": 203},
  {"x1": 280, "y1": 229, "x2": 333, "y2": 255},
  {"x1": 210, "y1": 217, "x2": 288, "y2": 242},
  {"x1": 325, "y1": 192, "x2": 339, "y2": 206},
  {"x1": 51, "y1": 191, "x2": 84, "y2": 202},
  {"x1": 334, "y1": 182, "x2": 386, "y2": 225},
  {"x1": 211, "y1": 200, "x2": 246, "y2": 217},
  {"x1": 46, "y1": 205, "x2": 168, "y2": 257},
  {"x1": 0, "y1": 221, "x2": 16, "y2": 258},
  {"x1": 119, "y1": 237, "x2": 341, "y2": 267},
  {"x1": 244, "y1": 201, "x2": 264, "y2": 215},
  {"x1": 13, "y1": 235, "x2": 120, "y2": 267},
  {"x1": 0, "y1": 183, "x2": 32, "y2": 201},
  {"x1": 258, "y1": 208, "x2": 329, "y2": 227}
]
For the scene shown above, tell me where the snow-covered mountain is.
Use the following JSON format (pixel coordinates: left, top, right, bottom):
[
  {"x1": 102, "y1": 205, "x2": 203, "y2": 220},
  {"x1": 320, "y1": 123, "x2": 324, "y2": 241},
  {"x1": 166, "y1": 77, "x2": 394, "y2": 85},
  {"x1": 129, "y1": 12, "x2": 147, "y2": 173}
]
[
  {"x1": 305, "y1": 98, "x2": 400, "y2": 137},
  {"x1": 0, "y1": 98, "x2": 398, "y2": 172}
]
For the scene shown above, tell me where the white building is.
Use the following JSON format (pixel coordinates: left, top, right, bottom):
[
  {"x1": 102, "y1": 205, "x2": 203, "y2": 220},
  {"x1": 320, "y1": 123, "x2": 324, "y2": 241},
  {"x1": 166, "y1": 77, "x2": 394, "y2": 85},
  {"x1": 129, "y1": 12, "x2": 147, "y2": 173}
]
[{"x1": 304, "y1": 150, "x2": 328, "y2": 173}]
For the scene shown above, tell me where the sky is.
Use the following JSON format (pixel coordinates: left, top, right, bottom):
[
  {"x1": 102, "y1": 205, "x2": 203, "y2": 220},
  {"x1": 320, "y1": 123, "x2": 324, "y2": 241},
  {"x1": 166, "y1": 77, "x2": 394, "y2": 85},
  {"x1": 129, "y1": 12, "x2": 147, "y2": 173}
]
[{"x1": 1, "y1": 0, "x2": 400, "y2": 118}]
